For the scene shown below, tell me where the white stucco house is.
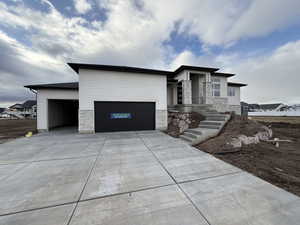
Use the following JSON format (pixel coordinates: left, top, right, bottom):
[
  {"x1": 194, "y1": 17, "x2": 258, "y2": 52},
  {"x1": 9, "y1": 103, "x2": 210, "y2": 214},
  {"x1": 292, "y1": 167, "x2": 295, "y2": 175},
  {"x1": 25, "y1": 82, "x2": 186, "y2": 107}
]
[{"x1": 25, "y1": 63, "x2": 247, "y2": 133}]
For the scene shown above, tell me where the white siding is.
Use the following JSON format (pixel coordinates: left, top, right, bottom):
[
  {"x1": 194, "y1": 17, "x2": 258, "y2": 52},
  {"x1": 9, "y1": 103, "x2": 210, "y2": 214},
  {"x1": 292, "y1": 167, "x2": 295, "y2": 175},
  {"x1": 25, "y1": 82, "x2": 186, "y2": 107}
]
[
  {"x1": 174, "y1": 70, "x2": 188, "y2": 81},
  {"x1": 211, "y1": 76, "x2": 227, "y2": 97},
  {"x1": 79, "y1": 69, "x2": 167, "y2": 110},
  {"x1": 228, "y1": 86, "x2": 241, "y2": 105},
  {"x1": 37, "y1": 89, "x2": 78, "y2": 131},
  {"x1": 79, "y1": 69, "x2": 167, "y2": 131}
]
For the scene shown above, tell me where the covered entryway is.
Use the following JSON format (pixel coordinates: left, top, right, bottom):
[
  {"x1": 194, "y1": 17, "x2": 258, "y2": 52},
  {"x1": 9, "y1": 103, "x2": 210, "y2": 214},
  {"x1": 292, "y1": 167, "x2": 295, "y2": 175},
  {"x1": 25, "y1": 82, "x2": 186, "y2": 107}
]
[
  {"x1": 94, "y1": 101, "x2": 155, "y2": 132},
  {"x1": 48, "y1": 99, "x2": 79, "y2": 130}
]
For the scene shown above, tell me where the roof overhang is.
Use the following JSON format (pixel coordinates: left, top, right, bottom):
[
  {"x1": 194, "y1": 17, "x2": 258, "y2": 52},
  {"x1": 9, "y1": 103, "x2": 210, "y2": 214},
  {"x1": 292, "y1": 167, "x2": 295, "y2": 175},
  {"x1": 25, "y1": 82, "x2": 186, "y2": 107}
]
[
  {"x1": 24, "y1": 82, "x2": 79, "y2": 90},
  {"x1": 68, "y1": 63, "x2": 174, "y2": 76},
  {"x1": 228, "y1": 82, "x2": 247, "y2": 87},
  {"x1": 173, "y1": 65, "x2": 219, "y2": 75},
  {"x1": 212, "y1": 72, "x2": 235, "y2": 78},
  {"x1": 67, "y1": 63, "x2": 220, "y2": 77}
]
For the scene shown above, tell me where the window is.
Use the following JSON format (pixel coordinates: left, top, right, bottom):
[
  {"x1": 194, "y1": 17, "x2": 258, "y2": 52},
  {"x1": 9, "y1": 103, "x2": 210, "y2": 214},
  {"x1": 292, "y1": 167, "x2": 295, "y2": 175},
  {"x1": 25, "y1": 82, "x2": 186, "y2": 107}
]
[
  {"x1": 212, "y1": 78, "x2": 221, "y2": 97},
  {"x1": 228, "y1": 86, "x2": 235, "y2": 96}
]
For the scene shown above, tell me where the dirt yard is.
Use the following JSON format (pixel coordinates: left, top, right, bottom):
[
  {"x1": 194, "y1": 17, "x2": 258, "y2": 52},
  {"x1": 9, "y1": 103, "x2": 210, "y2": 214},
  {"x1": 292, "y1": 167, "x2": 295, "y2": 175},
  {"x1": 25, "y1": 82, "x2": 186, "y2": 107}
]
[
  {"x1": 0, "y1": 119, "x2": 37, "y2": 144},
  {"x1": 196, "y1": 116, "x2": 300, "y2": 197}
]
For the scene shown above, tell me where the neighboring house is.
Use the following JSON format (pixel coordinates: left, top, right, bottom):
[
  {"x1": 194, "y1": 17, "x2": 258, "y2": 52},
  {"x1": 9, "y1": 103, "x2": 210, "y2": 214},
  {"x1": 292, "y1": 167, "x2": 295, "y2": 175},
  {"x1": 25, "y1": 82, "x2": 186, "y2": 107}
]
[
  {"x1": 260, "y1": 103, "x2": 285, "y2": 111},
  {"x1": 6, "y1": 100, "x2": 37, "y2": 119},
  {"x1": 25, "y1": 63, "x2": 247, "y2": 133},
  {"x1": 0, "y1": 108, "x2": 6, "y2": 118},
  {"x1": 22, "y1": 100, "x2": 37, "y2": 118},
  {"x1": 8, "y1": 103, "x2": 24, "y2": 112},
  {"x1": 248, "y1": 104, "x2": 261, "y2": 112}
]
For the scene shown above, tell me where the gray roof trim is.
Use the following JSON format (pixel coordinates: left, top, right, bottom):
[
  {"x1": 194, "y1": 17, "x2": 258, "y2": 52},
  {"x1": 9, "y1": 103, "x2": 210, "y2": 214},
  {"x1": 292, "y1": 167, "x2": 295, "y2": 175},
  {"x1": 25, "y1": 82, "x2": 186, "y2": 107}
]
[
  {"x1": 68, "y1": 63, "x2": 219, "y2": 76},
  {"x1": 68, "y1": 63, "x2": 174, "y2": 76},
  {"x1": 228, "y1": 82, "x2": 247, "y2": 87},
  {"x1": 212, "y1": 72, "x2": 235, "y2": 77},
  {"x1": 25, "y1": 82, "x2": 78, "y2": 90}
]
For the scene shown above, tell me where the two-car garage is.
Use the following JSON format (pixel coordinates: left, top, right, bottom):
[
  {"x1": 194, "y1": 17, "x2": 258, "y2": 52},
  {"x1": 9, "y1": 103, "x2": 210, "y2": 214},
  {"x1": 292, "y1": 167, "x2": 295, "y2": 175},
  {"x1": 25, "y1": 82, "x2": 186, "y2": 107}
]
[
  {"x1": 94, "y1": 101, "x2": 155, "y2": 132},
  {"x1": 26, "y1": 63, "x2": 168, "y2": 133},
  {"x1": 47, "y1": 100, "x2": 155, "y2": 132}
]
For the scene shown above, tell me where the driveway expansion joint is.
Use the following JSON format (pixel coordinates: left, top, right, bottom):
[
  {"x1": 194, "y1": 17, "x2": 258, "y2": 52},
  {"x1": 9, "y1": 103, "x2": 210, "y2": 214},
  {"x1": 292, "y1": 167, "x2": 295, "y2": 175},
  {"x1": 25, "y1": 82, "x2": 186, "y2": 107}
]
[
  {"x1": 66, "y1": 138, "x2": 107, "y2": 225},
  {"x1": 137, "y1": 133, "x2": 212, "y2": 225}
]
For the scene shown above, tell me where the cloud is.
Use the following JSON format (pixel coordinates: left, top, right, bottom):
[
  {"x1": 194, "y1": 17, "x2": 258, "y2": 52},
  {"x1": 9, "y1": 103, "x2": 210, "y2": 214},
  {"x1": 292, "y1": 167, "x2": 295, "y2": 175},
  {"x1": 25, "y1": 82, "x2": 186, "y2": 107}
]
[
  {"x1": 73, "y1": 0, "x2": 92, "y2": 14},
  {"x1": 226, "y1": 0, "x2": 300, "y2": 43},
  {"x1": 0, "y1": 31, "x2": 76, "y2": 107},
  {"x1": 230, "y1": 40, "x2": 300, "y2": 104}
]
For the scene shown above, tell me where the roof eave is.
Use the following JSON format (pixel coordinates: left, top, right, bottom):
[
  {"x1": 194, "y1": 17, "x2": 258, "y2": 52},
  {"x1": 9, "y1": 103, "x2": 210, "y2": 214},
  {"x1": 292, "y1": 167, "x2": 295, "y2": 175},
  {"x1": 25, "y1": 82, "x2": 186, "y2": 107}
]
[
  {"x1": 67, "y1": 63, "x2": 79, "y2": 73},
  {"x1": 213, "y1": 72, "x2": 235, "y2": 78},
  {"x1": 67, "y1": 63, "x2": 173, "y2": 76},
  {"x1": 228, "y1": 82, "x2": 247, "y2": 87},
  {"x1": 174, "y1": 65, "x2": 219, "y2": 75}
]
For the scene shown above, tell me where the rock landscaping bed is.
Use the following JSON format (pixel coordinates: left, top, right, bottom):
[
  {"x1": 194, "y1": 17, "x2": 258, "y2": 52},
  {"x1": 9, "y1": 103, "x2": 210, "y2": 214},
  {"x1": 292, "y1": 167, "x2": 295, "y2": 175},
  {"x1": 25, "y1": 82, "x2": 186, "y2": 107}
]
[
  {"x1": 166, "y1": 112, "x2": 204, "y2": 137},
  {"x1": 196, "y1": 115, "x2": 300, "y2": 196}
]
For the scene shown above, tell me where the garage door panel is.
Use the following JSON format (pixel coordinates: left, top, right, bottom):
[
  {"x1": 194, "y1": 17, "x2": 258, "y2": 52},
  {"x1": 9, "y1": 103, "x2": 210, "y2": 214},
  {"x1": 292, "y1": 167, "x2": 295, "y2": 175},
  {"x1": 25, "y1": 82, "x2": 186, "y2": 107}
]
[{"x1": 94, "y1": 102, "x2": 155, "y2": 132}]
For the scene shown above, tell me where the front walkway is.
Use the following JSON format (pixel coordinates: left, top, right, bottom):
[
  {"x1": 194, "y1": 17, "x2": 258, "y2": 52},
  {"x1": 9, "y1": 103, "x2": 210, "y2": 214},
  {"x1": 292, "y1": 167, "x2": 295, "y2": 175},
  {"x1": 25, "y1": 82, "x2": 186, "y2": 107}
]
[{"x1": 0, "y1": 130, "x2": 299, "y2": 224}]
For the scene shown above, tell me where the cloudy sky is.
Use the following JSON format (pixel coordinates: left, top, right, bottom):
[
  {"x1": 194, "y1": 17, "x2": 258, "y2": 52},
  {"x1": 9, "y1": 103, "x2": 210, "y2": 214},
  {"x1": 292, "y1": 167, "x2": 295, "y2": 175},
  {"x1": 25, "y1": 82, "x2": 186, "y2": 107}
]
[{"x1": 1, "y1": 0, "x2": 300, "y2": 107}]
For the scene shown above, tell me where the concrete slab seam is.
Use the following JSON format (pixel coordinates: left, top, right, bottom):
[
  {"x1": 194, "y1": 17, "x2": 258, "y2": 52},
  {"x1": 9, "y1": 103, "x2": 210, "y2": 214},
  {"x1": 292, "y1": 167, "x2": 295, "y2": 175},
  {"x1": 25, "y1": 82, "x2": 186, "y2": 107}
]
[
  {"x1": 138, "y1": 134, "x2": 212, "y2": 225},
  {"x1": 178, "y1": 170, "x2": 243, "y2": 185},
  {"x1": 79, "y1": 183, "x2": 177, "y2": 203},
  {"x1": 0, "y1": 201, "x2": 77, "y2": 217},
  {"x1": 0, "y1": 154, "x2": 99, "y2": 166},
  {"x1": 66, "y1": 137, "x2": 107, "y2": 225}
]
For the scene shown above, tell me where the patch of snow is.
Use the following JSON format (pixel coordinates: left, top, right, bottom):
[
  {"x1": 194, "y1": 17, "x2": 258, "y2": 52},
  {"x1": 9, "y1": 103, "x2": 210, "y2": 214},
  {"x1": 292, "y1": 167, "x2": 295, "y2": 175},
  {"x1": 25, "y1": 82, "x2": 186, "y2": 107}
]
[{"x1": 249, "y1": 110, "x2": 300, "y2": 117}]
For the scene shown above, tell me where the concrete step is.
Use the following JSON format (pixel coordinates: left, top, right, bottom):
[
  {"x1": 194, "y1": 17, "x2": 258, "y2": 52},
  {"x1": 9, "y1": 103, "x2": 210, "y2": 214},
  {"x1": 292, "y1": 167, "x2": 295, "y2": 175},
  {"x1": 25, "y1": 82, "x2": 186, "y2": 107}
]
[
  {"x1": 200, "y1": 121, "x2": 223, "y2": 126},
  {"x1": 198, "y1": 125, "x2": 221, "y2": 129},
  {"x1": 185, "y1": 129, "x2": 202, "y2": 135},
  {"x1": 205, "y1": 113, "x2": 225, "y2": 116},
  {"x1": 179, "y1": 134, "x2": 195, "y2": 143},
  {"x1": 183, "y1": 131, "x2": 200, "y2": 139},
  {"x1": 206, "y1": 116, "x2": 226, "y2": 121}
]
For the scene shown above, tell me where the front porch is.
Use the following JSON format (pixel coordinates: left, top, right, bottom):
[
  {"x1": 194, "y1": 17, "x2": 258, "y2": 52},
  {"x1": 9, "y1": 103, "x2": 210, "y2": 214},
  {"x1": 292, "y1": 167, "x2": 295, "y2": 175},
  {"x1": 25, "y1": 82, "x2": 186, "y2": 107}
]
[{"x1": 167, "y1": 71, "x2": 229, "y2": 113}]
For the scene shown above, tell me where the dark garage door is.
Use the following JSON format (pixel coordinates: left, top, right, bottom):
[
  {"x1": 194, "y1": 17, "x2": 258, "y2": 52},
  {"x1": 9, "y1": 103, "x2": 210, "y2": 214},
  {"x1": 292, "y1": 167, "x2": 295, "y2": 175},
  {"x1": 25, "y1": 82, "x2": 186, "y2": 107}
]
[{"x1": 94, "y1": 101, "x2": 155, "y2": 132}]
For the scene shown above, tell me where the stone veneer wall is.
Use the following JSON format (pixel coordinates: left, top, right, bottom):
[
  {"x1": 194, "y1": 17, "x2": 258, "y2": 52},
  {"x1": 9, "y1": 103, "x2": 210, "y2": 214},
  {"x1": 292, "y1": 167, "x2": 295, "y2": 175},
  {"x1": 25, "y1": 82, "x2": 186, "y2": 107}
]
[
  {"x1": 229, "y1": 105, "x2": 241, "y2": 115},
  {"x1": 211, "y1": 97, "x2": 229, "y2": 112},
  {"x1": 79, "y1": 110, "x2": 94, "y2": 133},
  {"x1": 168, "y1": 112, "x2": 192, "y2": 134},
  {"x1": 167, "y1": 111, "x2": 204, "y2": 136}
]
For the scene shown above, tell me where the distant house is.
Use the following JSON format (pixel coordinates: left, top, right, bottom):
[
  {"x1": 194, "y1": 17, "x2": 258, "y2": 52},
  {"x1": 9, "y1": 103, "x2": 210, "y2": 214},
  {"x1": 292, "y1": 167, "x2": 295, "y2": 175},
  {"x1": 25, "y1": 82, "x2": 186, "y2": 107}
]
[
  {"x1": 9, "y1": 103, "x2": 24, "y2": 111},
  {"x1": 22, "y1": 100, "x2": 37, "y2": 118},
  {"x1": 242, "y1": 103, "x2": 260, "y2": 112},
  {"x1": 242, "y1": 103, "x2": 287, "y2": 112},
  {"x1": 260, "y1": 103, "x2": 285, "y2": 111},
  {"x1": 7, "y1": 100, "x2": 37, "y2": 119},
  {"x1": 0, "y1": 108, "x2": 7, "y2": 118}
]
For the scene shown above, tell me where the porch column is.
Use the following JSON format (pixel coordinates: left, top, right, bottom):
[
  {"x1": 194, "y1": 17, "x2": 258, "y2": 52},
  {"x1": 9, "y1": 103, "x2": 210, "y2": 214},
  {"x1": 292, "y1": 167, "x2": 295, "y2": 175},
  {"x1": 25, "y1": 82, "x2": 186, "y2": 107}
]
[
  {"x1": 182, "y1": 80, "x2": 192, "y2": 104},
  {"x1": 204, "y1": 73, "x2": 213, "y2": 104}
]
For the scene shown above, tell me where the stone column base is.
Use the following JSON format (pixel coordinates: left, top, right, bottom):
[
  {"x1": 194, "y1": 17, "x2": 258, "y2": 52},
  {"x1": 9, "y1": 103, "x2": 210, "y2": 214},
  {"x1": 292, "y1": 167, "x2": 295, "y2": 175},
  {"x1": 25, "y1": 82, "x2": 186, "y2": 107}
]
[
  {"x1": 79, "y1": 110, "x2": 95, "y2": 133},
  {"x1": 156, "y1": 110, "x2": 167, "y2": 130},
  {"x1": 38, "y1": 129, "x2": 48, "y2": 133},
  {"x1": 229, "y1": 105, "x2": 241, "y2": 115}
]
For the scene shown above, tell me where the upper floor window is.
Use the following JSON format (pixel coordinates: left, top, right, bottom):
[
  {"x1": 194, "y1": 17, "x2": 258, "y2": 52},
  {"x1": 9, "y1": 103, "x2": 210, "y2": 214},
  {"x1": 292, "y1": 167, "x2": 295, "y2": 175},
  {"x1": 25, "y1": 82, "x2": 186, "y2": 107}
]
[
  {"x1": 228, "y1": 86, "x2": 235, "y2": 96},
  {"x1": 212, "y1": 78, "x2": 220, "y2": 97}
]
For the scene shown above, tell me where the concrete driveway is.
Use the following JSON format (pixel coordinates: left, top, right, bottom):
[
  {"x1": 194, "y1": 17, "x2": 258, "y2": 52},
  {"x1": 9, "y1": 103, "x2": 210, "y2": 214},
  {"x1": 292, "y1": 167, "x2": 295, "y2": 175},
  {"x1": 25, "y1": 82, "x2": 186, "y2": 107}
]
[{"x1": 0, "y1": 129, "x2": 299, "y2": 225}]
